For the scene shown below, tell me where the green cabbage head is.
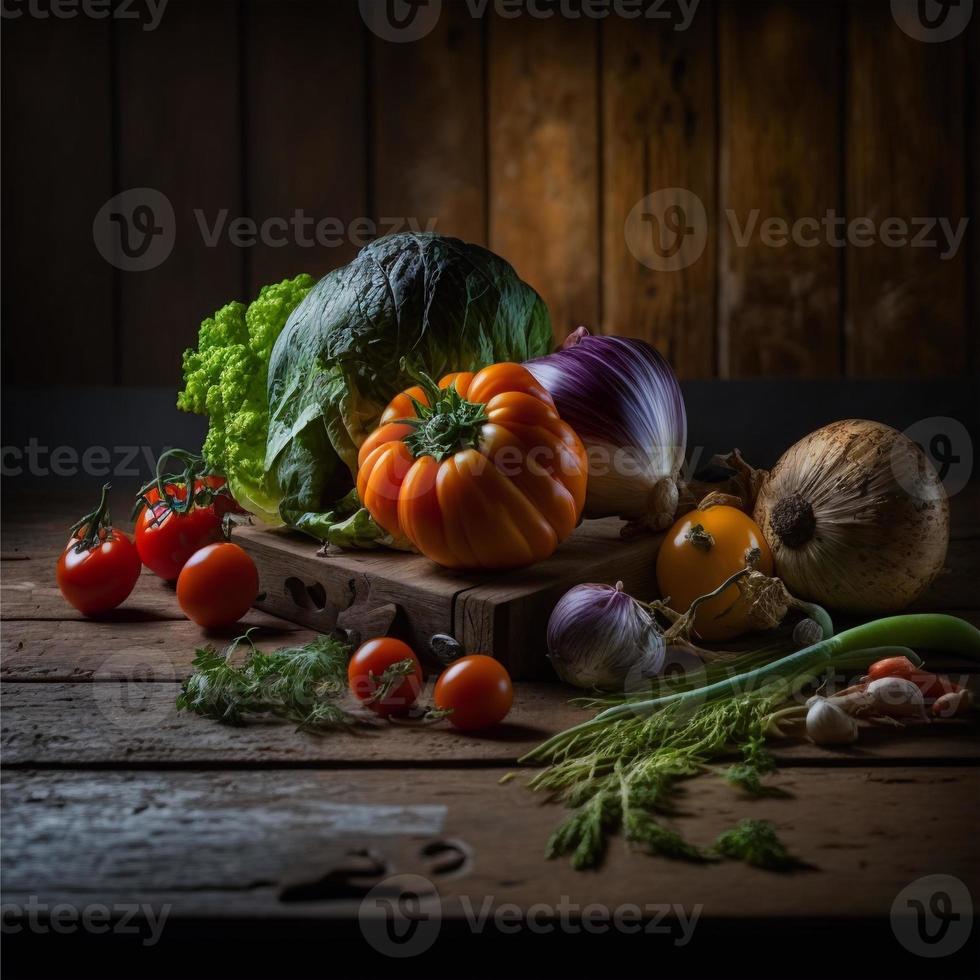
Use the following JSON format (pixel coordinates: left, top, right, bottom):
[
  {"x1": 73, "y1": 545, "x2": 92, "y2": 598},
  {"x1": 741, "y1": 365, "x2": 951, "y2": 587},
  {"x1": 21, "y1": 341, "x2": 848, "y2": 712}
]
[{"x1": 265, "y1": 233, "x2": 553, "y2": 543}]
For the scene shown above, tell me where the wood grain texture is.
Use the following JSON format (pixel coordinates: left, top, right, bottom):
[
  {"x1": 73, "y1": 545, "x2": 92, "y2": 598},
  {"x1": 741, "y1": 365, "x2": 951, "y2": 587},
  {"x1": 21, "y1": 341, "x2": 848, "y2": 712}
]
[
  {"x1": 245, "y1": 0, "x2": 368, "y2": 292},
  {"x1": 4, "y1": 767, "x2": 977, "y2": 919},
  {"x1": 488, "y1": 12, "x2": 599, "y2": 340},
  {"x1": 601, "y1": 7, "x2": 716, "y2": 376},
  {"x1": 0, "y1": 14, "x2": 113, "y2": 385},
  {"x1": 845, "y1": 0, "x2": 968, "y2": 377},
  {"x1": 0, "y1": 617, "x2": 315, "y2": 682},
  {"x1": 237, "y1": 518, "x2": 665, "y2": 678},
  {"x1": 116, "y1": 0, "x2": 244, "y2": 386},
  {"x1": 372, "y1": 1, "x2": 486, "y2": 245},
  {"x1": 3, "y1": 680, "x2": 976, "y2": 768},
  {"x1": 718, "y1": 0, "x2": 842, "y2": 377}
]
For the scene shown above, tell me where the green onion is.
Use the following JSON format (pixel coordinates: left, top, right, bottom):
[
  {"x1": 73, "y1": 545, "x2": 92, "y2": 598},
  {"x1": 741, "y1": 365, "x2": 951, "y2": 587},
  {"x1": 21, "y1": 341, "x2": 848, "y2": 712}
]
[
  {"x1": 519, "y1": 614, "x2": 980, "y2": 870},
  {"x1": 522, "y1": 614, "x2": 980, "y2": 764}
]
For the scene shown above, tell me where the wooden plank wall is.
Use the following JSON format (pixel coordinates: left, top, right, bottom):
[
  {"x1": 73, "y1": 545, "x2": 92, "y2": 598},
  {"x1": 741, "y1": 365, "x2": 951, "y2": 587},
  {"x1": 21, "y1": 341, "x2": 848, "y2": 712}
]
[{"x1": 1, "y1": 0, "x2": 974, "y2": 387}]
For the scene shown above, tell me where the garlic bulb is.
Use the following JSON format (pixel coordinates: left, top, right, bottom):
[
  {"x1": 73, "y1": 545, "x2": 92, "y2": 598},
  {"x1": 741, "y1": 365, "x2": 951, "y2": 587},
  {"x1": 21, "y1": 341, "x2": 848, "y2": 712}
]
[
  {"x1": 547, "y1": 582, "x2": 665, "y2": 691},
  {"x1": 865, "y1": 676, "x2": 927, "y2": 719},
  {"x1": 805, "y1": 698, "x2": 859, "y2": 745},
  {"x1": 753, "y1": 420, "x2": 948, "y2": 613}
]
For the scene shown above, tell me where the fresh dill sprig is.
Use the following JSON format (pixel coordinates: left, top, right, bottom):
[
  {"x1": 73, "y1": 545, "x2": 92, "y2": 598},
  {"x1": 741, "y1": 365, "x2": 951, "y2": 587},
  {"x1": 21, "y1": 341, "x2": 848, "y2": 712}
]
[
  {"x1": 529, "y1": 677, "x2": 799, "y2": 871},
  {"x1": 711, "y1": 819, "x2": 809, "y2": 871},
  {"x1": 176, "y1": 632, "x2": 359, "y2": 731}
]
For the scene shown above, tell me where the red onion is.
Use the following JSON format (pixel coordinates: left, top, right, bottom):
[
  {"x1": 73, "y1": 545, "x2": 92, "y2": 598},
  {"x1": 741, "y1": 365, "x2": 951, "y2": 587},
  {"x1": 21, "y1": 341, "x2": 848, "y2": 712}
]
[
  {"x1": 547, "y1": 581, "x2": 666, "y2": 691},
  {"x1": 526, "y1": 329, "x2": 687, "y2": 531}
]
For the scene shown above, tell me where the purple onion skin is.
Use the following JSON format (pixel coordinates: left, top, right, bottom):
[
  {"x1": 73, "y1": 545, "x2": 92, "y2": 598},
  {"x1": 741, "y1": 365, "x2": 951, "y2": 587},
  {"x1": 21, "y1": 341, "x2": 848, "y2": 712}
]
[
  {"x1": 526, "y1": 330, "x2": 687, "y2": 523},
  {"x1": 547, "y1": 582, "x2": 665, "y2": 691}
]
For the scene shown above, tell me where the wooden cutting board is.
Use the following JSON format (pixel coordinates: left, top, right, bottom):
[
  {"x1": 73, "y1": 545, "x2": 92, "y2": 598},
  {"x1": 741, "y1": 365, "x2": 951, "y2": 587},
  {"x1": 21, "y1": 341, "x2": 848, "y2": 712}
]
[{"x1": 236, "y1": 519, "x2": 664, "y2": 679}]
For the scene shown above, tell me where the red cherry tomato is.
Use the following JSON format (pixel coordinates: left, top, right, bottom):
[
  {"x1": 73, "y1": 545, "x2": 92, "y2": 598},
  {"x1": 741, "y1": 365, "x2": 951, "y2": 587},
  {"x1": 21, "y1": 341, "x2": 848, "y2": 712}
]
[
  {"x1": 175, "y1": 542, "x2": 259, "y2": 629},
  {"x1": 56, "y1": 485, "x2": 142, "y2": 616},
  {"x1": 434, "y1": 655, "x2": 513, "y2": 732},
  {"x1": 347, "y1": 638, "x2": 423, "y2": 717},
  {"x1": 135, "y1": 502, "x2": 223, "y2": 580}
]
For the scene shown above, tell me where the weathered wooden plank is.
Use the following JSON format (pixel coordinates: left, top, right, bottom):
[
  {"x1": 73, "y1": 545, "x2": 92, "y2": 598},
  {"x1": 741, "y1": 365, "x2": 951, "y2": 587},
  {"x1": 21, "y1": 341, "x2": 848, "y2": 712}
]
[
  {"x1": 0, "y1": 619, "x2": 316, "y2": 683},
  {"x1": 3, "y1": 767, "x2": 977, "y2": 920},
  {"x1": 845, "y1": 0, "x2": 968, "y2": 377},
  {"x1": 1, "y1": 563, "x2": 180, "y2": 622},
  {"x1": 3, "y1": 681, "x2": 976, "y2": 768},
  {"x1": 718, "y1": 0, "x2": 842, "y2": 377},
  {"x1": 116, "y1": 0, "x2": 244, "y2": 385},
  {"x1": 0, "y1": 682, "x2": 579, "y2": 765},
  {"x1": 488, "y1": 13, "x2": 599, "y2": 340},
  {"x1": 372, "y1": 2, "x2": 485, "y2": 245},
  {"x1": 0, "y1": 14, "x2": 113, "y2": 386},
  {"x1": 601, "y1": 7, "x2": 716, "y2": 376},
  {"x1": 245, "y1": 0, "x2": 367, "y2": 291}
]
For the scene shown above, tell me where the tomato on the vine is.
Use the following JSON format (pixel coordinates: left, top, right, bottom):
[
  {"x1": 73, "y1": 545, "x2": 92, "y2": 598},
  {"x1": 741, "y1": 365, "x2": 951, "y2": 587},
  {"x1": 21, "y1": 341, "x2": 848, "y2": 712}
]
[
  {"x1": 433, "y1": 654, "x2": 513, "y2": 732},
  {"x1": 56, "y1": 484, "x2": 141, "y2": 616},
  {"x1": 347, "y1": 638, "x2": 423, "y2": 717},
  {"x1": 656, "y1": 504, "x2": 774, "y2": 642},
  {"x1": 176, "y1": 542, "x2": 259, "y2": 629},
  {"x1": 133, "y1": 450, "x2": 236, "y2": 580},
  {"x1": 135, "y1": 502, "x2": 223, "y2": 581}
]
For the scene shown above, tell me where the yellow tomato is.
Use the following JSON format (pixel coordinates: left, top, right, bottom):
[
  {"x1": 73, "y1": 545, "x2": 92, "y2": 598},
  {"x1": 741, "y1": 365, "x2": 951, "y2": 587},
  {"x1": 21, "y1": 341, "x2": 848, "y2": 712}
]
[{"x1": 655, "y1": 505, "x2": 773, "y2": 641}]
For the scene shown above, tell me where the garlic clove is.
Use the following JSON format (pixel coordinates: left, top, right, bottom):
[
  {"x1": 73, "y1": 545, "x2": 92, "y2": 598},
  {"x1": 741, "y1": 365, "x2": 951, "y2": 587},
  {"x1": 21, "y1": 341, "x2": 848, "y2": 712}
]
[
  {"x1": 805, "y1": 698, "x2": 860, "y2": 746},
  {"x1": 932, "y1": 689, "x2": 974, "y2": 719}
]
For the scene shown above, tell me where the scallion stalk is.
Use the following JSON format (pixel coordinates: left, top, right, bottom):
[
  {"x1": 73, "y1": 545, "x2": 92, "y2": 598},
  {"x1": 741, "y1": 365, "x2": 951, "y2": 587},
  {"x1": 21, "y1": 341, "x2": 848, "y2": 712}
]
[{"x1": 522, "y1": 614, "x2": 980, "y2": 764}]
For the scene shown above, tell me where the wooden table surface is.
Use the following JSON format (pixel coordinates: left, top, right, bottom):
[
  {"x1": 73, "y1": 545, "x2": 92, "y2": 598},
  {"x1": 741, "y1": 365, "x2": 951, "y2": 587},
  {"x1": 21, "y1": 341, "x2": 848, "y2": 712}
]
[{"x1": 2, "y1": 485, "x2": 978, "y2": 979}]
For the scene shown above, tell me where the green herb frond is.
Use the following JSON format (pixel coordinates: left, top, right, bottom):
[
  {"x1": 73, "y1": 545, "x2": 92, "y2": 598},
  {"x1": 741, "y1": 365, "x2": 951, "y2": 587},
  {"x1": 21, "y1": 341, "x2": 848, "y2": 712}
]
[
  {"x1": 176, "y1": 633, "x2": 358, "y2": 732},
  {"x1": 711, "y1": 819, "x2": 809, "y2": 871},
  {"x1": 529, "y1": 677, "x2": 796, "y2": 872}
]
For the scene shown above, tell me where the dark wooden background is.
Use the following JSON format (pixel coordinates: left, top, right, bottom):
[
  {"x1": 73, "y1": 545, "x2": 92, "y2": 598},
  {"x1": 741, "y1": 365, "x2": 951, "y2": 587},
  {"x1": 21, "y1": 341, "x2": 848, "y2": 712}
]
[{"x1": 2, "y1": 0, "x2": 976, "y2": 389}]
